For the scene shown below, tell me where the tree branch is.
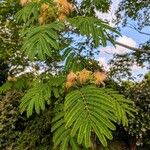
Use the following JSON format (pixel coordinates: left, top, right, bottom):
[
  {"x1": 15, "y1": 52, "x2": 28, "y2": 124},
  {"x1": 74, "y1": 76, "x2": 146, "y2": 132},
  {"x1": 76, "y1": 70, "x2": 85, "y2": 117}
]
[
  {"x1": 115, "y1": 41, "x2": 150, "y2": 54},
  {"x1": 127, "y1": 23, "x2": 150, "y2": 36}
]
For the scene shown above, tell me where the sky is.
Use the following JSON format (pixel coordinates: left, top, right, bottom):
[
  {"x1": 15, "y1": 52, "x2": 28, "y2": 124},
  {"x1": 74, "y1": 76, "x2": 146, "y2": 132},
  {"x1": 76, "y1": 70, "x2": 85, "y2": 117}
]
[{"x1": 94, "y1": 0, "x2": 149, "y2": 81}]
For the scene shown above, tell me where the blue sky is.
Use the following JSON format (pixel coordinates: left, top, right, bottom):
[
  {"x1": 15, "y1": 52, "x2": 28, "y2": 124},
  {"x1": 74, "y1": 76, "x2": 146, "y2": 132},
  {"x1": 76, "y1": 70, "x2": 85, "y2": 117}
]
[{"x1": 121, "y1": 26, "x2": 150, "y2": 45}]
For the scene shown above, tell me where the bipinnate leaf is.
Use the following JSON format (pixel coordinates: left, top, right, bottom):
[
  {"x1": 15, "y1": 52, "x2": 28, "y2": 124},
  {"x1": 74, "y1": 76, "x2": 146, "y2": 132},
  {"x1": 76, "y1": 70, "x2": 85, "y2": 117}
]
[{"x1": 63, "y1": 85, "x2": 135, "y2": 147}]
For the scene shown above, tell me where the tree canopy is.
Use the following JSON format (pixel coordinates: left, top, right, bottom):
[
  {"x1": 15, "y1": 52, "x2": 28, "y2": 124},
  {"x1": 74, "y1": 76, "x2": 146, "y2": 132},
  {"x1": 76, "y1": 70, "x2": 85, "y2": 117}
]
[{"x1": 0, "y1": 0, "x2": 149, "y2": 150}]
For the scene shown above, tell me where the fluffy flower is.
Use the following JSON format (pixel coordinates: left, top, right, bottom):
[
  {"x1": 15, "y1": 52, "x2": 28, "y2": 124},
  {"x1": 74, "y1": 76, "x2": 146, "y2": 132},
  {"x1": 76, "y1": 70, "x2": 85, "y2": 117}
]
[
  {"x1": 41, "y1": 3, "x2": 49, "y2": 12},
  {"x1": 66, "y1": 81, "x2": 74, "y2": 89},
  {"x1": 94, "y1": 71, "x2": 107, "y2": 86},
  {"x1": 20, "y1": 0, "x2": 29, "y2": 6},
  {"x1": 38, "y1": 15, "x2": 46, "y2": 25},
  {"x1": 58, "y1": 13, "x2": 67, "y2": 21},
  {"x1": 78, "y1": 69, "x2": 92, "y2": 84},
  {"x1": 38, "y1": 3, "x2": 50, "y2": 25},
  {"x1": 54, "y1": 0, "x2": 73, "y2": 21},
  {"x1": 7, "y1": 76, "x2": 17, "y2": 82},
  {"x1": 55, "y1": 0, "x2": 73, "y2": 13},
  {"x1": 67, "y1": 72, "x2": 77, "y2": 82}
]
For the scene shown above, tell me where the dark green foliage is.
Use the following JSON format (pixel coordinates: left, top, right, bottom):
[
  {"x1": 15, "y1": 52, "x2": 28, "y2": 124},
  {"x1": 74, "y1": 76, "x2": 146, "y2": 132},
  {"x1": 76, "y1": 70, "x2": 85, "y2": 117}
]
[
  {"x1": 0, "y1": 0, "x2": 31, "y2": 78},
  {"x1": 109, "y1": 53, "x2": 150, "y2": 81},
  {"x1": 63, "y1": 49, "x2": 83, "y2": 72},
  {"x1": 121, "y1": 74, "x2": 150, "y2": 148},
  {"x1": 92, "y1": 0, "x2": 110, "y2": 12},
  {"x1": 63, "y1": 48, "x2": 96, "y2": 72},
  {"x1": 16, "y1": 109, "x2": 52, "y2": 150},
  {"x1": 0, "y1": 61, "x2": 8, "y2": 86},
  {"x1": 0, "y1": 91, "x2": 24, "y2": 149},
  {"x1": 0, "y1": 91, "x2": 54, "y2": 150},
  {"x1": 0, "y1": 74, "x2": 34, "y2": 94}
]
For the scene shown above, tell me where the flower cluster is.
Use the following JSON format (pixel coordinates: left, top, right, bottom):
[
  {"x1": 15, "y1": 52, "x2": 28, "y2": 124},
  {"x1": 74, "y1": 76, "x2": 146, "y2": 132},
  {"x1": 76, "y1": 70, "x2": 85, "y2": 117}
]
[
  {"x1": 38, "y1": 3, "x2": 50, "y2": 24},
  {"x1": 66, "y1": 69, "x2": 107, "y2": 89},
  {"x1": 20, "y1": 0, "x2": 74, "y2": 24},
  {"x1": 54, "y1": 0, "x2": 74, "y2": 21},
  {"x1": 20, "y1": 0, "x2": 40, "y2": 6},
  {"x1": 7, "y1": 76, "x2": 17, "y2": 82},
  {"x1": 20, "y1": 0, "x2": 30, "y2": 6}
]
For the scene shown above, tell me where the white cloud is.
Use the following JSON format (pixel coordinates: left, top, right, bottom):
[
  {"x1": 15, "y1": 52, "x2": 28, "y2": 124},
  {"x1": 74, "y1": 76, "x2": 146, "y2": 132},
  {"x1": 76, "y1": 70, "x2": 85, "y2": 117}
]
[
  {"x1": 97, "y1": 57, "x2": 142, "y2": 74},
  {"x1": 100, "y1": 36, "x2": 137, "y2": 55},
  {"x1": 131, "y1": 63, "x2": 141, "y2": 71},
  {"x1": 98, "y1": 57, "x2": 110, "y2": 71},
  {"x1": 97, "y1": 36, "x2": 139, "y2": 73}
]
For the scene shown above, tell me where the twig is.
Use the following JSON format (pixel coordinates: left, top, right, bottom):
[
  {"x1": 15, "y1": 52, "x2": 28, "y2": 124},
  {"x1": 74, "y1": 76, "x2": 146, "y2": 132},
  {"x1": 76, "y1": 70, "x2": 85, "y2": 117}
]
[{"x1": 115, "y1": 41, "x2": 150, "y2": 54}]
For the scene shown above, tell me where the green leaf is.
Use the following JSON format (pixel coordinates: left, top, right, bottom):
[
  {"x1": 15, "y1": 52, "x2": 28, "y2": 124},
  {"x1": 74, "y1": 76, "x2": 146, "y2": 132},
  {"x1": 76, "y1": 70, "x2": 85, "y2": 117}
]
[
  {"x1": 64, "y1": 85, "x2": 135, "y2": 147},
  {"x1": 0, "y1": 81, "x2": 12, "y2": 94},
  {"x1": 20, "y1": 81, "x2": 51, "y2": 117},
  {"x1": 21, "y1": 22, "x2": 64, "y2": 59},
  {"x1": 69, "y1": 16, "x2": 120, "y2": 47},
  {"x1": 15, "y1": 2, "x2": 39, "y2": 26},
  {"x1": 52, "y1": 111, "x2": 79, "y2": 150}
]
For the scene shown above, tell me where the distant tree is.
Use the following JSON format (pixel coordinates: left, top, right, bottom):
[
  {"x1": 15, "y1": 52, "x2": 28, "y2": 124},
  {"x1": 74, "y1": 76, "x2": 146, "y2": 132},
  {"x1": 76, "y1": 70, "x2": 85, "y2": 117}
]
[
  {"x1": 116, "y1": 0, "x2": 150, "y2": 45},
  {"x1": 108, "y1": 0, "x2": 150, "y2": 80},
  {"x1": 121, "y1": 72, "x2": 150, "y2": 150}
]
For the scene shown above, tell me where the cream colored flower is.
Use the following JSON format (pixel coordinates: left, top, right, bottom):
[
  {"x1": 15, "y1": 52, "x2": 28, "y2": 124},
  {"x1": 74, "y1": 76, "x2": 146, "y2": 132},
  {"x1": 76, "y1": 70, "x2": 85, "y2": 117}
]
[
  {"x1": 55, "y1": 0, "x2": 73, "y2": 12},
  {"x1": 58, "y1": 13, "x2": 67, "y2": 21},
  {"x1": 66, "y1": 81, "x2": 74, "y2": 89},
  {"x1": 41, "y1": 3, "x2": 49, "y2": 12},
  {"x1": 38, "y1": 3, "x2": 50, "y2": 25},
  {"x1": 20, "y1": 0, "x2": 29, "y2": 6},
  {"x1": 38, "y1": 15, "x2": 46, "y2": 25},
  {"x1": 78, "y1": 69, "x2": 92, "y2": 84},
  {"x1": 7, "y1": 76, "x2": 17, "y2": 82},
  {"x1": 67, "y1": 72, "x2": 77, "y2": 82},
  {"x1": 54, "y1": 0, "x2": 74, "y2": 21},
  {"x1": 94, "y1": 71, "x2": 107, "y2": 86}
]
